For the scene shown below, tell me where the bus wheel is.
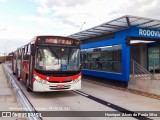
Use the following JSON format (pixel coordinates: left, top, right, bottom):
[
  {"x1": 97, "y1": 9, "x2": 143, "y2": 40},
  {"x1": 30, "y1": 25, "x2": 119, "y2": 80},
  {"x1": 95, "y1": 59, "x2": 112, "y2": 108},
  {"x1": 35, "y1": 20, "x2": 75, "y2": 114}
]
[{"x1": 26, "y1": 79, "x2": 32, "y2": 92}]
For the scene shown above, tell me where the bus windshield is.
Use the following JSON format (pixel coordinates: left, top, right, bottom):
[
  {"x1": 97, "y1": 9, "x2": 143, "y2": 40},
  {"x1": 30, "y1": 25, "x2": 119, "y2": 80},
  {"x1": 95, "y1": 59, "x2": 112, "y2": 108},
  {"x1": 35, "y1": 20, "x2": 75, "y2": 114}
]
[{"x1": 35, "y1": 46, "x2": 80, "y2": 71}]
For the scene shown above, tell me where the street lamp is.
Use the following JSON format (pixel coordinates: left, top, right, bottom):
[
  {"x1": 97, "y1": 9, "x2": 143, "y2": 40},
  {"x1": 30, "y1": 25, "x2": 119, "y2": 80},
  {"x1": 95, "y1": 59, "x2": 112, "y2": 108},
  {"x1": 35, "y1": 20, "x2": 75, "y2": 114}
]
[{"x1": 77, "y1": 22, "x2": 86, "y2": 32}]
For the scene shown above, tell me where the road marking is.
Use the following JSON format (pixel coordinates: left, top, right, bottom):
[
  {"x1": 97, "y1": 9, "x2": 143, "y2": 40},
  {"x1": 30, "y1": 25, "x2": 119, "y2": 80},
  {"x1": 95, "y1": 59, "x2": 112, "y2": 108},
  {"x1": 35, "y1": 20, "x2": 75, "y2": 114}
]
[
  {"x1": 73, "y1": 90, "x2": 152, "y2": 120},
  {"x1": 73, "y1": 90, "x2": 89, "y2": 97}
]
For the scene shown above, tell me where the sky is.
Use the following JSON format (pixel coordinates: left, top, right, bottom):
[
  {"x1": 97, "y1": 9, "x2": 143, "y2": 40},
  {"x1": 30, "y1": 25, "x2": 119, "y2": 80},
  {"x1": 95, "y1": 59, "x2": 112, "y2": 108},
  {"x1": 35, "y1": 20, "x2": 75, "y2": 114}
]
[{"x1": 0, "y1": 0, "x2": 160, "y2": 55}]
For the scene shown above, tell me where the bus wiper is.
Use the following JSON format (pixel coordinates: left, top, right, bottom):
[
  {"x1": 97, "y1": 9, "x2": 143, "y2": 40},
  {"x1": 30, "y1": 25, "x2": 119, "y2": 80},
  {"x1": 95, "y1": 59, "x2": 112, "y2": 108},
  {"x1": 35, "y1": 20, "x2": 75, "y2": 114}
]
[{"x1": 49, "y1": 47, "x2": 59, "y2": 59}]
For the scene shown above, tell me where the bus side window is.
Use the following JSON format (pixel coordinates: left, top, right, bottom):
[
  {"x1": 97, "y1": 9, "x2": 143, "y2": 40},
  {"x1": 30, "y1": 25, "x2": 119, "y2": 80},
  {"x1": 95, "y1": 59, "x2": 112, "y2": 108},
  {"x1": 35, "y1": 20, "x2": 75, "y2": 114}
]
[
  {"x1": 23, "y1": 54, "x2": 30, "y2": 60},
  {"x1": 31, "y1": 44, "x2": 35, "y2": 56},
  {"x1": 21, "y1": 48, "x2": 25, "y2": 60},
  {"x1": 23, "y1": 44, "x2": 30, "y2": 60},
  {"x1": 18, "y1": 49, "x2": 21, "y2": 59},
  {"x1": 13, "y1": 53, "x2": 16, "y2": 59},
  {"x1": 28, "y1": 44, "x2": 31, "y2": 54}
]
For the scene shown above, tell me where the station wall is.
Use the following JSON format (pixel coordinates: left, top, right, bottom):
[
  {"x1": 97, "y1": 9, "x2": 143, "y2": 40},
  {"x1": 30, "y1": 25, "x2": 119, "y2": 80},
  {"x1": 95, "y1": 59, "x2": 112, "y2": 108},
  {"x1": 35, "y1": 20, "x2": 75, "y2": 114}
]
[{"x1": 81, "y1": 27, "x2": 160, "y2": 82}]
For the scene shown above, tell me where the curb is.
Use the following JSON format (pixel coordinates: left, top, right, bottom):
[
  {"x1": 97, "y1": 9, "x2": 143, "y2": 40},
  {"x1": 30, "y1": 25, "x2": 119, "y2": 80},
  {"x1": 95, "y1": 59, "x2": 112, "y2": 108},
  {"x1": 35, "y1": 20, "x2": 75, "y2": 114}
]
[{"x1": 2, "y1": 64, "x2": 42, "y2": 120}]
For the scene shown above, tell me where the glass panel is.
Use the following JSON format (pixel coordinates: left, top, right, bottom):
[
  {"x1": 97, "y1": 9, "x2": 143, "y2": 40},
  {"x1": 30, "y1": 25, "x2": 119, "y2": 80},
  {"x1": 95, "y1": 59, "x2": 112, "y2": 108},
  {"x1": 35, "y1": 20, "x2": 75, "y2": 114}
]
[
  {"x1": 129, "y1": 17, "x2": 139, "y2": 23},
  {"x1": 148, "y1": 47, "x2": 160, "y2": 73},
  {"x1": 150, "y1": 25, "x2": 160, "y2": 29},
  {"x1": 139, "y1": 21, "x2": 160, "y2": 27},
  {"x1": 131, "y1": 19, "x2": 150, "y2": 26},
  {"x1": 35, "y1": 46, "x2": 80, "y2": 71},
  {"x1": 96, "y1": 27, "x2": 118, "y2": 31},
  {"x1": 109, "y1": 21, "x2": 128, "y2": 27},
  {"x1": 116, "y1": 17, "x2": 127, "y2": 23},
  {"x1": 81, "y1": 44, "x2": 122, "y2": 73}
]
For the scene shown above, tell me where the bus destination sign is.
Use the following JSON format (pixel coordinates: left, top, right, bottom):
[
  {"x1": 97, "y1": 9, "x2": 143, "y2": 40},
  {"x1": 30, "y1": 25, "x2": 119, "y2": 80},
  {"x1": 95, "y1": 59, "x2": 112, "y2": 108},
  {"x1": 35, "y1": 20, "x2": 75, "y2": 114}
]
[
  {"x1": 46, "y1": 38, "x2": 72, "y2": 45},
  {"x1": 37, "y1": 37, "x2": 80, "y2": 46}
]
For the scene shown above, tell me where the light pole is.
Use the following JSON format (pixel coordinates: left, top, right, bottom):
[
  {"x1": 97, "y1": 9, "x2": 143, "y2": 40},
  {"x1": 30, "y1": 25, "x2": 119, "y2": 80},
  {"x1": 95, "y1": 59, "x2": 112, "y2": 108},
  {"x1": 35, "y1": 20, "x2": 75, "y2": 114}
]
[{"x1": 77, "y1": 22, "x2": 86, "y2": 32}]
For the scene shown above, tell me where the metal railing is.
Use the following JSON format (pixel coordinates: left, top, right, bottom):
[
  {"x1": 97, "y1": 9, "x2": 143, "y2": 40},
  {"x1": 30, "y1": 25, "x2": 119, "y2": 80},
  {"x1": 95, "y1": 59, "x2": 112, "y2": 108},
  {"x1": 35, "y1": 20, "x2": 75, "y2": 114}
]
[
  {"x1": 130, "y1": 59, "x2": 157, "y2": 80},
  {"x1": 2, "y1": 64, "x2": 42, "y2": 120}
]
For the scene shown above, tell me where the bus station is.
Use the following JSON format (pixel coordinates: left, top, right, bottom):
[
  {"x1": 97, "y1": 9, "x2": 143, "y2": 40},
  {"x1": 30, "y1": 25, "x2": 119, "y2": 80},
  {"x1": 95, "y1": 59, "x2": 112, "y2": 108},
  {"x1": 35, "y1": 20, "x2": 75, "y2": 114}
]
[
  {"x1": 69, "y1": 15, "x2": 160, "y2": 95},
  {"x1": 0, "y1": 15, "x2": 160, "y2": 120}
]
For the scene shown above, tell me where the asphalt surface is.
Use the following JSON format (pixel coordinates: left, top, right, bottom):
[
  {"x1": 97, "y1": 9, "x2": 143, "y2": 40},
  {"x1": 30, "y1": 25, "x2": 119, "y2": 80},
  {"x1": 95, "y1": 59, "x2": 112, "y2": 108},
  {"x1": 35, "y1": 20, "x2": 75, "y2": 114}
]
[{"x1": 5, "y1": 64, "x2": 160, "y2": 120}]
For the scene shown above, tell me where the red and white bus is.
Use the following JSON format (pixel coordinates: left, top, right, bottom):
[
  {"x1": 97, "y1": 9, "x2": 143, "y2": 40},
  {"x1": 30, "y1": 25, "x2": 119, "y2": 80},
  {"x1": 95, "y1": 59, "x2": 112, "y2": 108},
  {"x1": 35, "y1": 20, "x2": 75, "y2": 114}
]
[{"x1": 12, "y1": 36, "x2": 81, "y2": 92}]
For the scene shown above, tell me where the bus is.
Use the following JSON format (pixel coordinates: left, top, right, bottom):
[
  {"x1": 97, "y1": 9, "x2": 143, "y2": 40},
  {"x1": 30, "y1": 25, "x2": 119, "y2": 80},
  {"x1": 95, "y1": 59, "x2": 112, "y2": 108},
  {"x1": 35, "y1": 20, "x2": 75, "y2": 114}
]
[{"x1": 12, "y1": 36, "x2": 81, "y2": 92}]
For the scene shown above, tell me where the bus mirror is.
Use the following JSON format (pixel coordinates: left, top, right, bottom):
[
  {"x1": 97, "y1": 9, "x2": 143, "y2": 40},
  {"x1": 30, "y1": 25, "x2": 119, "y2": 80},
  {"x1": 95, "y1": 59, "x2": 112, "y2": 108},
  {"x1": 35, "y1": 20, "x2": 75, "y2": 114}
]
[{"x1": 31, "y1": 44, "x2": 35, "y2": 56}]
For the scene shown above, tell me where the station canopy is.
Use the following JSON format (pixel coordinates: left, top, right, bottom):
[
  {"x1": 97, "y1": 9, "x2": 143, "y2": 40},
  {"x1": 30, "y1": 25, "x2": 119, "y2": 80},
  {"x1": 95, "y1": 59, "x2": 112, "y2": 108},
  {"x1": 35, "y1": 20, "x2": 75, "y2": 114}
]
[{"x1": 68, "y1": 15, "x2": 160, "y2": 40}]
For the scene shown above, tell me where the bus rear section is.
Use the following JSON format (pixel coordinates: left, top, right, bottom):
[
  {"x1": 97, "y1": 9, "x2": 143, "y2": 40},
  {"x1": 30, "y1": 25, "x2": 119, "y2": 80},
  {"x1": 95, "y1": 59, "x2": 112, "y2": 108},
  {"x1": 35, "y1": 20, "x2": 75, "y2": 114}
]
[{"x1": 16, "y1": 36, "x2": 81, "y2": 92}]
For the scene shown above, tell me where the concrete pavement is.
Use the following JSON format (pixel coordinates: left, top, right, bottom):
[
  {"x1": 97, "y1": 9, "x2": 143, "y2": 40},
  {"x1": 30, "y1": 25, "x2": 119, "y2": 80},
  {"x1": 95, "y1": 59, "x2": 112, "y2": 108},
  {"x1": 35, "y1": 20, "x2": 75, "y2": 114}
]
[{"x1": 0, "y1": 63, "x2": 27, "y2": 120}]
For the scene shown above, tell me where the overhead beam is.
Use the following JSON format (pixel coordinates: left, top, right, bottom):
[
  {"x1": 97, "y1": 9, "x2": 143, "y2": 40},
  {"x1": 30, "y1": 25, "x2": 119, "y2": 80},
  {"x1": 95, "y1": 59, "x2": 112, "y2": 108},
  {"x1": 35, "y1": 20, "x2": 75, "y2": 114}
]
[{"x1": 126, "y1": 16, "x2": 131, "y2": 28}]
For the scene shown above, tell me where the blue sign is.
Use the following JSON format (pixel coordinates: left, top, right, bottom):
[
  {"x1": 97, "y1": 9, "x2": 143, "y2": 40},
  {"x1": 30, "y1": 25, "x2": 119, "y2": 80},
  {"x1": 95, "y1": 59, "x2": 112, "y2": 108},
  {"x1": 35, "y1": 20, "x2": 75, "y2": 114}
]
[
  {"x1": 61, "y1": 64, "x2": 67, "y2": 71},
  {"x1": 139, "y1": 28, "x2": 160, "y2": 38}
]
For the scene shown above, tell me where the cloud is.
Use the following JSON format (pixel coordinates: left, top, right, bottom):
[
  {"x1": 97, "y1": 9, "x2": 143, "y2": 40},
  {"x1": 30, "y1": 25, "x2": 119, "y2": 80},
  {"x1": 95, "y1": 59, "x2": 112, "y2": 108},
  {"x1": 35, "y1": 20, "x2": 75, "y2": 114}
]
[
  {"x1": 110, "y1": 0, "x2": 160, "y2": 19},
  {"x1": 31, "y1": 0, "x2": 160, "y2": 29},
  {"x1": 0, "y1": 0, "x2": 7, "y2": 2},
  {"x1": 30, "y1": 0, "x2": 92, "y2": 28},
  {"x1": 1, "y1": 0, "x2": 160, "y2": 55},
  {"x1": 19, "y1": 15, "x2": 76, "y2": 35},
  {"x1": 0, "y1": 38, "x2": 24, "y2": 55},
  {"x1": 19, "y1": 15, "x2": 55, "y2": 27},
  {"x1": 33, "y1": 0, "x2": 88, "y2": 8}
]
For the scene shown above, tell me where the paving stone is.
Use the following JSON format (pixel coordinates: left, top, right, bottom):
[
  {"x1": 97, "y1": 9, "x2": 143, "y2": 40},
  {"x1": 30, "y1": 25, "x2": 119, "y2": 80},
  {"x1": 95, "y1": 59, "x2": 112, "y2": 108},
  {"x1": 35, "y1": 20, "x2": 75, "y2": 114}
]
[
  {"x1": 0, "y1": 83, "x2": 9, "y2": 88},
  {"x1": 0, "y1": 88, "x2": 12, "y2": 96}
]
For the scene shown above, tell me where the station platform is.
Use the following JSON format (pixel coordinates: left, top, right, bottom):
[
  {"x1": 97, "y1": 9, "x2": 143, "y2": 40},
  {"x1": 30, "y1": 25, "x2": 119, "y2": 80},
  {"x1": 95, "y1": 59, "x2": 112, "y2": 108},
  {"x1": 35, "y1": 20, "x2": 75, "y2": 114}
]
[
  {"x1": 0, "y1": 63, "x2": 27, "y2": 120},
  {"x1": 128, "y1": 75, "x2": 160, "y2": 96}
]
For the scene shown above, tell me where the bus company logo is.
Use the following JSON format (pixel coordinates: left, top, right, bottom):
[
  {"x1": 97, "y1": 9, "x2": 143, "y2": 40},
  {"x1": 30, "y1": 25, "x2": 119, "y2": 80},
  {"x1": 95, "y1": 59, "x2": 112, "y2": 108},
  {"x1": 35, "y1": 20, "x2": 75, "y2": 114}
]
[{"x1": 139, "y1": 29, "x2": 160, "y2": 37}]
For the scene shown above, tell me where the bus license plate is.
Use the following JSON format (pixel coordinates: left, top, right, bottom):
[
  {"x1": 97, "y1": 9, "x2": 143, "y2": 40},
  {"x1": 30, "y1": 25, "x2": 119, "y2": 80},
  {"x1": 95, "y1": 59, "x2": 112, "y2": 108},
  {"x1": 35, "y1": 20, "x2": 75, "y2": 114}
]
[{"x1": 57, "y1": 85, "x2": 65, "y2": 88}]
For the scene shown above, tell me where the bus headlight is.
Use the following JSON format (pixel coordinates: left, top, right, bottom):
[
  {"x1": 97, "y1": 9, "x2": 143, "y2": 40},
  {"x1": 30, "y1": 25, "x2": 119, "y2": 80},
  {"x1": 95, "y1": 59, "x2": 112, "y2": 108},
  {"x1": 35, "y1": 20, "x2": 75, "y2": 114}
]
[
  {"x1": 34, "y1": 74, "x2": 47, "y2": 84},
  {"x1": 73, "y1": 76, "x2": 81, "y2": 83}
]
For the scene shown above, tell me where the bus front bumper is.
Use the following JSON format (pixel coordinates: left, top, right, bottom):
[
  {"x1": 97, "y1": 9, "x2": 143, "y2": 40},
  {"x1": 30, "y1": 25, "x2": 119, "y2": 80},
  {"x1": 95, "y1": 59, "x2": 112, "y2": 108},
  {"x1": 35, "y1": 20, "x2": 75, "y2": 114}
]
[{"x1": 33, "y1": 78, "x2": 81, "y2": 92}]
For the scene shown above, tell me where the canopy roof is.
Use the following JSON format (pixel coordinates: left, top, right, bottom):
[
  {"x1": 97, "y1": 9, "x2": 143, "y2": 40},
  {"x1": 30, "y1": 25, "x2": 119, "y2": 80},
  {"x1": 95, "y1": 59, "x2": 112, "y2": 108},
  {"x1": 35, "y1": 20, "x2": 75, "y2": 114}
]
[{"x1": 69, "y1": 15, "x2": 160, "y2": 40}]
